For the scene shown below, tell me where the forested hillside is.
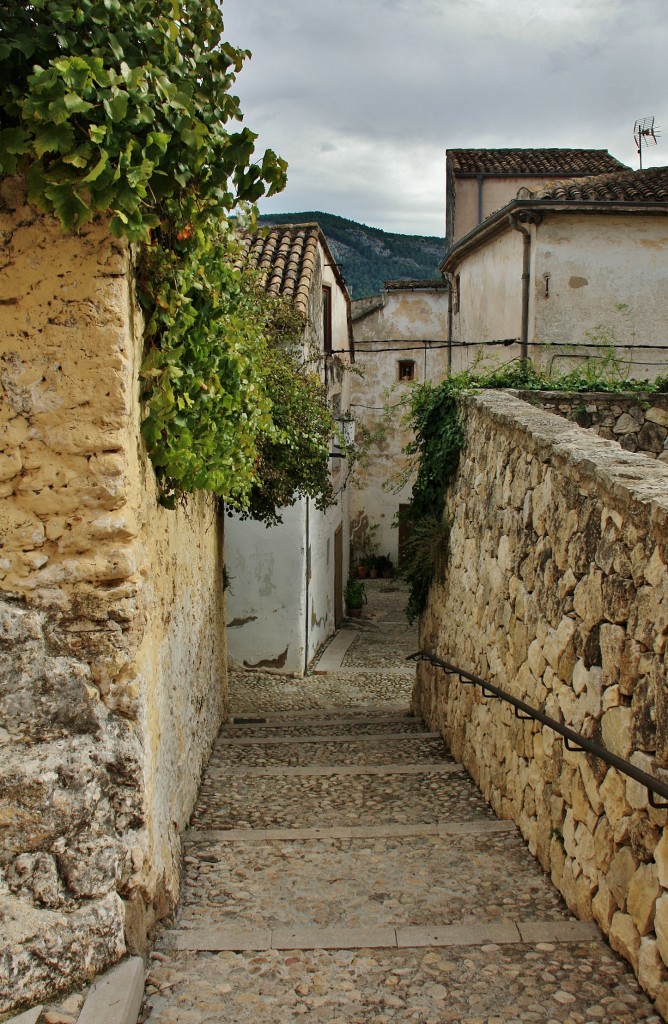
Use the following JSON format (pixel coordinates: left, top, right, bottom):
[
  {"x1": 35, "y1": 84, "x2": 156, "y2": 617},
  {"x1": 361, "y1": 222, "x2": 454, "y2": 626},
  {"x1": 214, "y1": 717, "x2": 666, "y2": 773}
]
[{"x1": 259, "y1": 211, "x2": 444, "y2": 299}]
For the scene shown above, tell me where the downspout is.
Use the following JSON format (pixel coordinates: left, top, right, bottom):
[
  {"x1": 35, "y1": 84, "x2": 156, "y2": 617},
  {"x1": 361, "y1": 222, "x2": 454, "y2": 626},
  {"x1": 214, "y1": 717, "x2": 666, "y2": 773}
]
[
  {"x1": 304, "y1": 497, "x2": 310, "y2": 675},
  {"x1": 446, "y1": 273, "x2": 453, "y2": 371},
  {"x1": 508, "y1": 212, "x2": 540, "y2": 362}
]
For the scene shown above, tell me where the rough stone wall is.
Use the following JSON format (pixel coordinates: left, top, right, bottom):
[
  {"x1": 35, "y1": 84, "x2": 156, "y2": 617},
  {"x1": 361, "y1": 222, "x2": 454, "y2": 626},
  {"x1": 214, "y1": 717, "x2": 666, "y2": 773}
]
[
  {"x1": 414, "y1": 390, "x2": 668, "y2": 1012},
  {"x1": 517, "y1": 391, "x2": 668, "y2": 462},
  {"x1": 0, "y1": 178, "x2": 227, "y2": 1012}
]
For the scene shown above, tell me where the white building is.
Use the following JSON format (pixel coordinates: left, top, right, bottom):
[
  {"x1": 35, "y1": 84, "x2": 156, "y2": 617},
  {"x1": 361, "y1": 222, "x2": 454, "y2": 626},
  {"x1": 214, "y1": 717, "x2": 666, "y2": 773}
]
[
  {"x1": 225, "y1": 225, "x2": 353, "y2": 674},
  {"x1": 442, "y1": 164, "x2": 668, "y2": 379}
]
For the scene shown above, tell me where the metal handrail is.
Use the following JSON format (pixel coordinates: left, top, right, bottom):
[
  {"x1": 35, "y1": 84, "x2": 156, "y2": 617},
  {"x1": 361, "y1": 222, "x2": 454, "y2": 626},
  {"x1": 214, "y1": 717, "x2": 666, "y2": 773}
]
[{"x1": 408, "y1": 649, "x2": 668, "y2": 809}]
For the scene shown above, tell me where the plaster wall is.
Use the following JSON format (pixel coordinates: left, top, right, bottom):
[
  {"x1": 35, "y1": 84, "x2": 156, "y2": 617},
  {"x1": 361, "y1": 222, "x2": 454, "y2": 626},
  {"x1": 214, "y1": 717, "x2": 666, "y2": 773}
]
[
  {"x1": 452, "y1": 176, "x2": 554, "y2": 245},
  {"x1": 449, "y1": 229, "x2": 525, "y2": 374},
  {"x1": 225, "y1": 504, "x2": 307, "y2": 673},
  {"x1": 351, "y1": 288, "x2": 449, "y2": 562},
  {"x1": 0, "y1": 178, "x2": 226, "y2": 1010},
  {"x1": 531, "y1": 213, "x2": 668, "y2": 379},
  {"x1": 225, "y1": 237, "x2": 352, "y2": 674},
  {"x1": 414, "y1": 391, "x2": 668, "y2": 1011}
]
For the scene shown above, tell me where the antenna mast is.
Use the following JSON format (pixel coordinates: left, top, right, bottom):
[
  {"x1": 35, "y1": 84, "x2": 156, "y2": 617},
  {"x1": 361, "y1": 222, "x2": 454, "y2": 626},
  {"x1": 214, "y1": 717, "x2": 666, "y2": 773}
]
[{"x1": 634, "y1": 116, "x2": 660, "y2": 169}]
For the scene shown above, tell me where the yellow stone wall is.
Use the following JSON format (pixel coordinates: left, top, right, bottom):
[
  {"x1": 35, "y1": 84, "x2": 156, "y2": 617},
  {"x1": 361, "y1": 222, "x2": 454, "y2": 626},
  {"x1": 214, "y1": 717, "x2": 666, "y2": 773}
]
[
  {"x1": 414, "y1": 390, "x2": 668, "y2": 1013},
  {"x1": 0, "y1": 177, "x2": 227, "y2": 1010}
]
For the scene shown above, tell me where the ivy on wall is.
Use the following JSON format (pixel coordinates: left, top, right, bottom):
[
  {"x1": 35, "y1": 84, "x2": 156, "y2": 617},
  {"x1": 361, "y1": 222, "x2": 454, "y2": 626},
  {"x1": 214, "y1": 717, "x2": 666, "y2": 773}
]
[
  {"x1": 0, "y1": 1, "x2": 335, "y2": 519},
  {"x1": 401, "y1": 357, "x2": 668, "y2": 622}
]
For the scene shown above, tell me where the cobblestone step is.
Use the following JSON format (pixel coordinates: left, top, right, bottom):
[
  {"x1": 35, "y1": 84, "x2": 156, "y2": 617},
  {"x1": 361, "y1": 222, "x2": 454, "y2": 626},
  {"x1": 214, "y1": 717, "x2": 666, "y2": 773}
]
[
  {"x1": 174, "y1": 831, "x2": 571, "y2": 932},
  {"x1": 221, "y1": 715, "x2": 426, "y2": 737},
  {"x1": 208, "y1": 735, "x2": 450, "y2": 769},
  {"x1": 228, "y1": 670, "x2": 413, "y2": 715},
  {"x1": 190, "y1": 766, "x2": 495, "y2": 832},
  {"x1": 143, "y1": 943, "x2": 660, "y2": 1023}
]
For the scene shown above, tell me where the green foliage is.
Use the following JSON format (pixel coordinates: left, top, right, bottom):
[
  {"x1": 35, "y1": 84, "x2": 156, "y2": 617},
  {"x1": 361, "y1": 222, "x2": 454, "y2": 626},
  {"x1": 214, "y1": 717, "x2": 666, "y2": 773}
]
[
  {"x1": 401, "y1": 357, "x2": 668, "y2": 621},
  {"x1": 344, "y1": 577, "x2": 366, "y2": 610},
  {"x1": 0, "y1": 2, "x2": 337, "y2": 520},
  {"x1": 1, "y1": 0, "x2": 286, "y2": 238},
  {"x1": 260, "y1": 211, "x2": 443, "y2": 299}
]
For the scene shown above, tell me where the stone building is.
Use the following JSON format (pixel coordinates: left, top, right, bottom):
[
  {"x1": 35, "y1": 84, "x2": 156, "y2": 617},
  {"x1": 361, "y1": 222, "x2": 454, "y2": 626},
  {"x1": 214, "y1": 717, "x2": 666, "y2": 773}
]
[
  {"x1": 442, "y1": 164, "x2": 668, "y2": 379},
  {"x1": 350, "y1": 280, "x2": 449, "y2": 565},
  {"x1": 224, "y1": 224, "x2": 354, "y2": 674}
]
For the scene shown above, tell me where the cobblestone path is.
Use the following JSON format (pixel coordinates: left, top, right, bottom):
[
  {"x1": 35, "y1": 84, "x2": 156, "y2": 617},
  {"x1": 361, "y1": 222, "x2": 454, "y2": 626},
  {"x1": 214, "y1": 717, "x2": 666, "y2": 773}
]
[{"x1": 141, "y1": 582, "x2": 660, "y2": 1024}]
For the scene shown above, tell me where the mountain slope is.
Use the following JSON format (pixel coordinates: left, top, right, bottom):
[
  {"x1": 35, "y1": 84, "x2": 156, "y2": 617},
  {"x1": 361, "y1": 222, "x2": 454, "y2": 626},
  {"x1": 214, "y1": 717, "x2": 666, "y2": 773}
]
[{"x1": 259, "y1": 211, "x2": 445, "y2": 299}]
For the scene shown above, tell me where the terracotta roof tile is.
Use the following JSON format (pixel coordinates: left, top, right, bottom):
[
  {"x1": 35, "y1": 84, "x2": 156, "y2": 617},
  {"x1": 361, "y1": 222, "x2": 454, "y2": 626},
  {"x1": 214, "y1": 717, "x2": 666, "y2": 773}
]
[
  {"x1": 518, "y1": 164, "x2": 668, "y2": 203},
  {"x1": 238, "y1": 224, "x2": 321, "y2": 316},
  {"x1": 447, "y1": 148, "x2": 627, "y2": 177}
]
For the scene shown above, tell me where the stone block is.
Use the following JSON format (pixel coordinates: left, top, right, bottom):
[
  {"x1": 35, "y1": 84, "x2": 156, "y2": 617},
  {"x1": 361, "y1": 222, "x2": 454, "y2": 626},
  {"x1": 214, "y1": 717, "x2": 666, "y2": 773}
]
[
  {"x1": 638, "y1": 937, "x2": 667, "y2": 999},
  {"x1": 601, "y1": 706, "x2": 633, "y2": 759},
  {"x1": 627, "y1": 862, "x2": 660, "y2": 936},
  {"x1": 592, "y1": 878, "x2": 616, "y2": 931},
  {"x1": 654, "y1": 893, "x2": 668, "y2": 968},
  {"x1": 600, "y1": 622, "x2": 626, "y2": 687},
  {"x1": 654, "y1": 830, "x2": 668, "y2": 888},
  {"x1": 600, "y1": 767, "x2": 632, "y2": 826},
  {"x1": 606, "y1": 846, "x2": 638, "y2": 908},
  {"x1": 609, "y1": 911, "x2": 641, "y2": 970}
]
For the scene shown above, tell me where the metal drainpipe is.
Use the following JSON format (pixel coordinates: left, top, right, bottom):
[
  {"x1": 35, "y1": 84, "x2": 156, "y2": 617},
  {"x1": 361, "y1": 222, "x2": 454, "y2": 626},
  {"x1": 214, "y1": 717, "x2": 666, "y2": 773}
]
[
  {"x1": 304, "y1": 497, "x2": 310, "y2": 675},
  {"x1": 508, "y1": 213, "x2": 537, "y2": 362},
  {"x1": 446, "y1": 274, "x2": 453, "y2": 371}
]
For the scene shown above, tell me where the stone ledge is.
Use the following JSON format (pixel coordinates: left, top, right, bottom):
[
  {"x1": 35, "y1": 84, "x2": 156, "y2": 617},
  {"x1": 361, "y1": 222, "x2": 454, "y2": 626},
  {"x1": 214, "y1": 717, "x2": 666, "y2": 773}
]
[
  {"x1": 77, "y1": 957, "x2": 144, "y2": 1024},
  {"x1": 167, "y1": 918, "x2": 602, "y2": 953}
]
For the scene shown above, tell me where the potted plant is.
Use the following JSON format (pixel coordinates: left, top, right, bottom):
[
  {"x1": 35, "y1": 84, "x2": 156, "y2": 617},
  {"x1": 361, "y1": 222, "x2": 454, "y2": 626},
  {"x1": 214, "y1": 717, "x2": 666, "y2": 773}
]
[
  {"x1": 366, "y1": 555, "x2": 379, "y2": 579},
  {"x1": 344, "y1": 577, "x2": 366, "y2": 618},
  {"x1": 377, "y1": 554, "x2": 394, "y2": 579}
]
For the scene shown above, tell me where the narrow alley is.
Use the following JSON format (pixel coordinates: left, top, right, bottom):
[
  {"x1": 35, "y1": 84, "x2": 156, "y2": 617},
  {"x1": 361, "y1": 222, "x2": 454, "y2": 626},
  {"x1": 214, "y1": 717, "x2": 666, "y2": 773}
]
[{"x1": 140, "y1": 582, "x2": 660, "y2": 1024}]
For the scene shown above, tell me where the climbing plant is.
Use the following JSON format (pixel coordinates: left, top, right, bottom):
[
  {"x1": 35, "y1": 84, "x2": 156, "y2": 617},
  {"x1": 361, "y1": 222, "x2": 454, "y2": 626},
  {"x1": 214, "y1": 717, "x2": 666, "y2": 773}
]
[
  {"x1": 0, "y1": 1, "x2": 337, "y2": 518},
  {"x1": 400, "y1": 356, "x2": 668, "y2": 622}
]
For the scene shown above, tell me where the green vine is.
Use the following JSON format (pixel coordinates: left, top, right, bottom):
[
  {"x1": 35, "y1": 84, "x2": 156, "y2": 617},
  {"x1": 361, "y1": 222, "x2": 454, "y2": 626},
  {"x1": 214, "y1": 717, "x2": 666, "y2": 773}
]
[
  {"x1": 401, "y1": 356, "x2": 668, "y2": 622},
  {"x1": 1, "y1": 2, "x2": 338, "y2": 520}
]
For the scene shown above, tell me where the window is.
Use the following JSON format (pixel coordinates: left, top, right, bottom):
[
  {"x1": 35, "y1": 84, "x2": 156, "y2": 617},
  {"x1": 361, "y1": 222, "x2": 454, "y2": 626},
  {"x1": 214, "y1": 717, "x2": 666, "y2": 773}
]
[
  {"x1": 322, "y1": 285, "x2": 332, "y2": 354},
  {"x1": 453, "y1": 274, "x2": 461, "y2": 315},
  {"x1": 398, "y1": 360, "x2": 416, "y2": 382}
]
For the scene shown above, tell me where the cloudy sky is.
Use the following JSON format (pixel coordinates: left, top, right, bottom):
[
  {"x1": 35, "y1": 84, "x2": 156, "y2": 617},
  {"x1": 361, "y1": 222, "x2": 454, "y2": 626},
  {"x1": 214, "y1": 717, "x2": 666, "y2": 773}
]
[{"x1": 222, "y1": 0, "x2": 667, "y2": 236}]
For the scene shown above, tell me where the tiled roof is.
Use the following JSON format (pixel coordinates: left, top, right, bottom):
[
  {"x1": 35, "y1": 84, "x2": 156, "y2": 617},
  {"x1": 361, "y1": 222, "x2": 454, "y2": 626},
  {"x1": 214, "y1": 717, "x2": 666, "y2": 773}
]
[
  {"x1": 238, "y1": 224, "x2": 321, "y2": 316},
  {"x1": 518, "y1": 165, "x2": 668, "y2": 203},
  {"x1": 447, "y1": 148, "x2": 627, "y2": 177}
]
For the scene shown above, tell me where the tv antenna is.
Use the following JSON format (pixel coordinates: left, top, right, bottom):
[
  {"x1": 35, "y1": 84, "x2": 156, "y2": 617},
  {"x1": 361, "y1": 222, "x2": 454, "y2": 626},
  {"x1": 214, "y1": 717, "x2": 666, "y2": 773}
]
[{"x1": 634, "y1": 116, "x2": 660, "y2": 169}]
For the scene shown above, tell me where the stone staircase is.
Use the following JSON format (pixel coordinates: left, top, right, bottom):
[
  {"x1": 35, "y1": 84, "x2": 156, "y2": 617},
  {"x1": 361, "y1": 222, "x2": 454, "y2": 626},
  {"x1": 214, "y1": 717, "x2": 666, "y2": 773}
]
[{"x1": 141, "y1": 584, "x2": 660, "y2": 1023}]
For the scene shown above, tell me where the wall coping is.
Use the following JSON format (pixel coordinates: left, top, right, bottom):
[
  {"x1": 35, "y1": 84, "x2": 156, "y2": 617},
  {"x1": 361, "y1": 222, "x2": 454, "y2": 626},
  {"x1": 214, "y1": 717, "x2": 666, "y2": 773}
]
[{"x1": 466, "y1": 391, "x2": 668, "y2": 525}]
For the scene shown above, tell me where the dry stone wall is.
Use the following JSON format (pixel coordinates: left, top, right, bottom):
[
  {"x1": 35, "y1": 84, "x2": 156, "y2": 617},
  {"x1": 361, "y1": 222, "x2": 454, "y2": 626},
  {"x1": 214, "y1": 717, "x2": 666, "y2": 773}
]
[
  {"x1": 0, "y1": 177, "x2": 227, "y2": 1013},
  {"x1": 414, "y1": 390, "x2": 668, "y2": 1013},
  {"x1": 517, "y1": 390, "x2": 668, "y2": 462}
]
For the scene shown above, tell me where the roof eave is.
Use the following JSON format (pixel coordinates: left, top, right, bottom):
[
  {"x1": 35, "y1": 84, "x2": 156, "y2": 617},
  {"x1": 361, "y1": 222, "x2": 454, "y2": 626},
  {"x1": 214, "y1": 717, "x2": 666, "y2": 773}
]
[{"x1": 440, "y1": 198, "x2": 668, "y2": 274}]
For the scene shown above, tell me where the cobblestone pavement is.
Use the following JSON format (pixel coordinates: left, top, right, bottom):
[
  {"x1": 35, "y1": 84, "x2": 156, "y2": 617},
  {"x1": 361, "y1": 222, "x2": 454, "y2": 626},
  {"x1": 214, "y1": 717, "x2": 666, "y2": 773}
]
[{"x1": 141, "y1": 582, "x2": 661, "y2": 1024}]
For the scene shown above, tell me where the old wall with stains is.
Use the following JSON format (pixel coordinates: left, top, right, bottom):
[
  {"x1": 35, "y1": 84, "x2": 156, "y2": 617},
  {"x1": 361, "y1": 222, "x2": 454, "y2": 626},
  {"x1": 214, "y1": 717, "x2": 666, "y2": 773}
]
[
  {"x1": 350, "y1": 286, "x2": 449, "y2": 563},
  {"x1": 532, "y1": 214, "x2": 668, "y2": 378},
  {"x1": 0, "y1": 178, "x2": 226, "y2": 1011},
  {"x1": 413, "y1": 390, "x2": 668, "y2": 1013}
]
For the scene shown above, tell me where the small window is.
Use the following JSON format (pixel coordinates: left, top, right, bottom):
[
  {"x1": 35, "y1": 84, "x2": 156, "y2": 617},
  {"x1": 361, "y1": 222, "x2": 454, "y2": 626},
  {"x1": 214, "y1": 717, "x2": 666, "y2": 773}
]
[
  {"x1": 398, "y1": 360, "x2": 416, "y2": 382},
  {"x1": 322, "y1": 285, "x2": 332, "y2": 354},
  {"x1": 453, "y1": 274, "x2": 461, "y2": 315}
]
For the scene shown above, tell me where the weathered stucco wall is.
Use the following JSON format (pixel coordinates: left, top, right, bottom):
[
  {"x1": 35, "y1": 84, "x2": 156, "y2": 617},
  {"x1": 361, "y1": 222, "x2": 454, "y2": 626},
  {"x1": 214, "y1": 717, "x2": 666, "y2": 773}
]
[
  {"x1": 448, "y1": 227, "x2": 528, "y2": 364},
  {"x1": 0, "y1": 178, "x2": 227, "y2": 1011},
  {"x1": 532, "y1": 213, "x2": 668, "y2": 379},
  {"x1": 351, "y1": 286, "x2": 449, "y2": 562},
  {"x1": 414, "y1": 391, "x2": 668, "y2": 1013}
]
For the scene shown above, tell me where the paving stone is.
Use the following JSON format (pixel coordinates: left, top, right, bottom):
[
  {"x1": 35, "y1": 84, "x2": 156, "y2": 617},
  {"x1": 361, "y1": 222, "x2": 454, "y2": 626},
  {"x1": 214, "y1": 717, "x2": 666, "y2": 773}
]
[{"x1": 143, "y1": 582, "x2": 661, "y2": 1024}]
